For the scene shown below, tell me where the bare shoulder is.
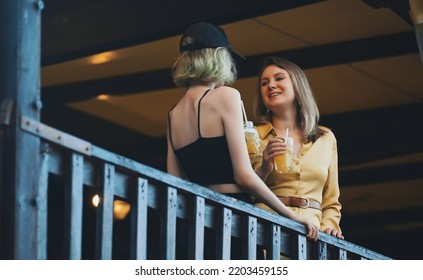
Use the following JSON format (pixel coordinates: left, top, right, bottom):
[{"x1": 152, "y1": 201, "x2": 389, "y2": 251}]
[
  {"x1": 213, "y1": 86, "x2": 241, "y2": 101},
  {"x1": 207, "y1": 86, "x2": 241, "y2": 113}
]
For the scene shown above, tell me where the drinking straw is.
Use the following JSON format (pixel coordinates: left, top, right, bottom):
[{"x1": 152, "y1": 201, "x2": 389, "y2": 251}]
[
  {"x1": 241, "y1": 100, "x2": 248, "y2": 124},
  {"x1": 285, "y1": 128, "x2": 289, "y2": 142}
]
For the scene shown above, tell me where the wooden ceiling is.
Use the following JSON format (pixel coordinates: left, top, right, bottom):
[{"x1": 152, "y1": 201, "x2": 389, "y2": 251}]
[{"x1": 40, "y1": 0, "x2": 423, "y2": 259}]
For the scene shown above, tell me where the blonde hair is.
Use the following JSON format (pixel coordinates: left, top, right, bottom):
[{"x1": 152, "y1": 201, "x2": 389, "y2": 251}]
[
  {"x1": 254, "y1": 57, "x2": 325, "y2": 142},
  {"x1": 172, "y1": 47, "x2": 237, "y2": 88}
]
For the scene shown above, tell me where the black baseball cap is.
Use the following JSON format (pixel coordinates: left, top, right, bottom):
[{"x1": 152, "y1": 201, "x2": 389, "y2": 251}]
[{"x1": 179, "y1": 22, "x2": 245, "y2": 60}]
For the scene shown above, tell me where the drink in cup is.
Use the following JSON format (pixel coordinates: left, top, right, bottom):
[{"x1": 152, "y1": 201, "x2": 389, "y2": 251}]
[
  {"x1": 274, "y1": 136, "x2": 293, "y2": 173},
  {"x1": 244, "y1": 121, "x2": 260, "y2": 159}
]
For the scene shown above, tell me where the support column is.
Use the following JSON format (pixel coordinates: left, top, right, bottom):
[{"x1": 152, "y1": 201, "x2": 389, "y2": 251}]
[{"x1": 0, "y1": 0, "x2": 43, "y2": 259}]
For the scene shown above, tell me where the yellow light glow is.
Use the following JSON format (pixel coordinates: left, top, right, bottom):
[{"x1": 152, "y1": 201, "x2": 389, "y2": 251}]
[
  {"x1": 92, "y1": 194, "x2": 100, "y2": 207},
  {"x1": 88, "y1": 51, "x2": 116, "y2": 65},
  {"x1": 113, "y1": 200, "x2": 131, "y2": 220},
  {"x1": 92, "y1": 195, "x2": 131, "y2": 220},
  {"x1": 97, "y1": 94, "x2": 110, "y2": 100}
]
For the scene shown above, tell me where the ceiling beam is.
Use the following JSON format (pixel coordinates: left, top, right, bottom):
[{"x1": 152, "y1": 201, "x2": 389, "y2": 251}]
[
  {"x1": 42, "y1": 0, "x2": 326, "y2": 66},
  {"x1": 42, "y1": 31, "x2": 418, "y2": 105},
  {"x1": 362, "y1": 0, "x2": 413, "y2": 25}
]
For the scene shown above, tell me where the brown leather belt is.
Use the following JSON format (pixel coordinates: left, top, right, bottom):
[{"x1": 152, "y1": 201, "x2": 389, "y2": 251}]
[{"x1": 278, "y1": 196, "x2": 321, "y2": 210}]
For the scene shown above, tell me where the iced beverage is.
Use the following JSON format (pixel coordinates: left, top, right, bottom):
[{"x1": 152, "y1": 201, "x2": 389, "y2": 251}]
[
  {"x1": 244, "y1": 121, "x2": 260, "y2": 159},
  {"x1": 274, "y1": 137, "x2": 293, "y2": 173}
]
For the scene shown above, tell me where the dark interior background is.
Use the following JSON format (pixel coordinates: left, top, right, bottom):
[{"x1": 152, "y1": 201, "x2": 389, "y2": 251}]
[{"x1": 40, "y1": 0, "x2": 423, "y2": 259}]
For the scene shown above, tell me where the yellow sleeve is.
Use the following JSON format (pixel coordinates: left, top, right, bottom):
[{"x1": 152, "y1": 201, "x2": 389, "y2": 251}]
[{"x1": 320, "y1": 133, "x2": 342, "y2": 233}]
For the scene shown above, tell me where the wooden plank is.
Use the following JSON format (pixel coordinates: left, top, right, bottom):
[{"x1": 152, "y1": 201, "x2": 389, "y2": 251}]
[
  {"x1": 294, "y1": 235, "x2": 307, "y2": 260},
  {"x1": 130, "y1": 178, "x2": 148, "y2": 260},
  {"x1": 45, "y1": 144, "x2": 63, "y2": 176},
  {"x1": 64, "y1": 153, "x2": 84, "y2": 259},
  {"x1": 339, "y1": 248, "x2": 347, "y2": 260},
  {"x1": 160, "y1": 187, "x2": 177, "y2": 259},
  {"x1": 216, "y1": 207, "x2": 232, "y2": 260},
  {"x1": 245, "y1": 216, "x2": 257, "y2": 260},
  {"x1": 317, "y1": 241, "x2": 328, "y2": 260},
  {"x1": 267, "y1": 224, "x2": 281, "y2": 260},
  {"x1": 94, "y1": 163, "x2": 115, "y2": 260},
  {"x1": 20, "y1": 116, "x2": 91, "y2": 156},
  {"x1": 35, "y1": 143, "x2": 50, "y2": 259},
  {"x1": 188, "y1": 196, "x2": 205, "y2": 260}
]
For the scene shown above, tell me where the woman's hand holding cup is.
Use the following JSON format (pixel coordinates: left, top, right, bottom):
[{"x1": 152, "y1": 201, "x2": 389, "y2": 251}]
[
  {"x1": 262, "y1": 137, "x2": 286, "y2": 173},
  {"x1": 274, "y1": 136, "x2": 293, "y2": 173}
]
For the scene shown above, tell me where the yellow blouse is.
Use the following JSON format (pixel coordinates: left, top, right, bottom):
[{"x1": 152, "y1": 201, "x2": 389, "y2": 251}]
[{"x1": 251, "y1": 123, "x2": 342, "y2": 232}]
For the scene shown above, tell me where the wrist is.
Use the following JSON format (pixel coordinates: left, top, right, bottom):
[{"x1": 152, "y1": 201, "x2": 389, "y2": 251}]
[{"x1": 257, "y1": 165, "x2": 272, "y2": 180}]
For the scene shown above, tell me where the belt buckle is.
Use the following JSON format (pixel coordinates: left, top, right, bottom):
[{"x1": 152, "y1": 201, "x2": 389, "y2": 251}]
[{"x1": 299, "y1": 197, "x2": 309, "y2": 209}]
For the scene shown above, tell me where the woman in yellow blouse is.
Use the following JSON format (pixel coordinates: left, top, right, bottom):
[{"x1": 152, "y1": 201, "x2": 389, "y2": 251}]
[{"x1": 251, "y1": 57, "x2": 344, "y2": 239}]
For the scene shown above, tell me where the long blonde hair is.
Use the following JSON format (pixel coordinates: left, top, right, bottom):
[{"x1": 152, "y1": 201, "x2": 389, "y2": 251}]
[
  {"x1": 254, "y1": 57, "x2": 325, "y2": 142},
  {"x1": 172, "y1": 47, "x2": 237, "y2": 88}
]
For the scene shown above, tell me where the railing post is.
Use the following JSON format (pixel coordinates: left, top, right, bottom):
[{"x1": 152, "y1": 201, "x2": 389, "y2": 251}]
[
  {"x1": 267, "y1": 223, "x2": 281, "y2": 260},
  {"x1": 0, "y1": 0, "x2": 43, "y2": 259},
  {"x1": 245, "y1": 216, "x2": 257, "y2": 260},
  {"x1": 64, "y1": 153, "x2": 84, "y2": 259},
  {"x1": 160, "y1": 187, "x2": 177, "y2": 259},
  {"x1": 338, "y1": 248, "x2": 347, "y2": 260},
  {"x1": 216, "y1": 207, "x2": 232, "y2": 260},
  {"x1": 130, "y1": 178, "x2": 148, "y2": 260},
  {"x1": 95, "y1": 163, "x2": 115, "y2": 260},
  {"x1": 188, "y1": 196, "x2": 205, "y2": 260},
  {"x1": 317, "y1": 241, "x2": 328, "y2": 260},
  {"x1": 294, "y1": 235, "x2": 308, "y2": 260}
]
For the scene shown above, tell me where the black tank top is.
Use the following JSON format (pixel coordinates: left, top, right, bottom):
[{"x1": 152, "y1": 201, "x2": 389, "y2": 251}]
[{"x1": 168, "y1": 89, "x2": 236, "y2": 186}]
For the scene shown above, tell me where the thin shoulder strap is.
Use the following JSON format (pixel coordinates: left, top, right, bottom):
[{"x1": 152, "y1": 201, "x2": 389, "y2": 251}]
[{"x1": 197, "y1": 89, "x2": 212, "y2": 138}]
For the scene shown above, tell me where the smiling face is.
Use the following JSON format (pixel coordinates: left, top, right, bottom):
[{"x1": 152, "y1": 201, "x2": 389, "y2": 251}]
[{"x1": 259, "y1": 64, "x2": 296, "y2": 113}]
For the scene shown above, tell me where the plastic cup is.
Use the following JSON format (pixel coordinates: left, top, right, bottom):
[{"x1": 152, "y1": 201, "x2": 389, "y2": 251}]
[
  {"x1": 274, "y1": 136, "x2": 293, "y2": 173},
  {"x1": 244, "y1": 121, "x2": 260, "y2": 159}
]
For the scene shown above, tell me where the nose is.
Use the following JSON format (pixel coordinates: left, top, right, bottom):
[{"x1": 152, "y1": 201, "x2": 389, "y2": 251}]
[{"x1": 268, "y1": 81, "x2": 276, "y2": 89}]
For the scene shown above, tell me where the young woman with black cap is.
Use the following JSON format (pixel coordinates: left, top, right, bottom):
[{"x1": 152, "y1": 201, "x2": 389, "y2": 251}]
[{"x1": 166, "y1": 22, "x2": 319, "y2": 259}]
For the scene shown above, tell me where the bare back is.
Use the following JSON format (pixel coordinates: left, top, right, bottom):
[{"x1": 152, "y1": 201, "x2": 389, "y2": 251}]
[
  {"x1": 167, "y1": 85, "x2": 245, "y2": 193},
  {"x1": 169, "y1": 87, "x2": 225, "y2": 149}
]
